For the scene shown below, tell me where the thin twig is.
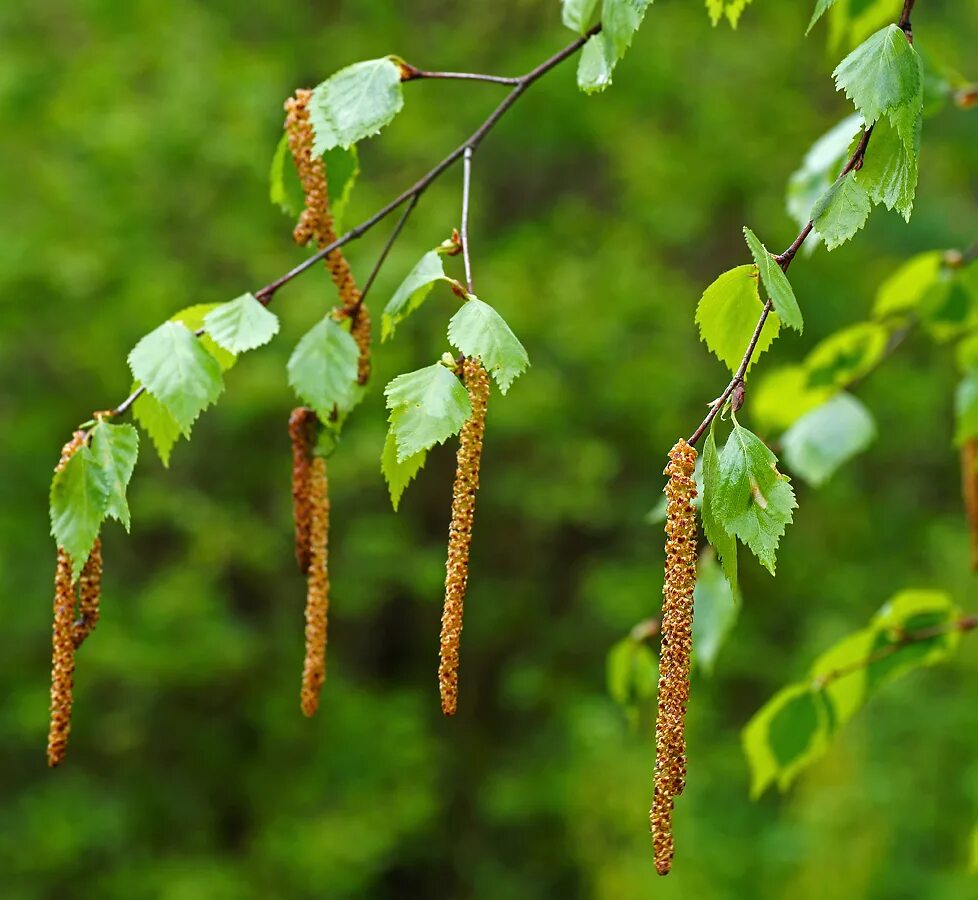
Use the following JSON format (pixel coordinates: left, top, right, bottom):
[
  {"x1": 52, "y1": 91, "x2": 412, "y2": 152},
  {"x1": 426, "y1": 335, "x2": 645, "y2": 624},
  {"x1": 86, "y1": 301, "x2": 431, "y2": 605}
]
[
  {"x1": 461, "y1": 147, "x2": 475, "y2": 293},
  {"x1": 403, "y1": 68, "x2": 521, "y2": 86},
  {"x1": 357, "y1": 193, "x2": 421, "y2": 307}
]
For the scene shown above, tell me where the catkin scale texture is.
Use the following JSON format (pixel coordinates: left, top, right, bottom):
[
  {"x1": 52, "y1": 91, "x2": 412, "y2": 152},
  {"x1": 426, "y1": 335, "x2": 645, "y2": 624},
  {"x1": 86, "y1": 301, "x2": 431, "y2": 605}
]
[
  {"x1": 438, "y1": 360, "x2": 490, "y2": 717},
  {"x1": 289, "y1": 407, "x2": 317, "y2": 574},
  {"x1": 300, "y1": 456, "x2": 330, "y2": 717},
  {"x1": 650, "y1": 439, "x2": 698, "y2": 876}
]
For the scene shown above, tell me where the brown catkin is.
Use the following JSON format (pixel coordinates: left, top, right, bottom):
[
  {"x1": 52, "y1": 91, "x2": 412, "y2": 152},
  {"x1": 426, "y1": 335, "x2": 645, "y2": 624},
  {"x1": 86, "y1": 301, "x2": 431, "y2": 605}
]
[
  {"x1": 284, "y1": 89, "x2": 371, "y2": 384},
  {"x1": 438, "y1": 359, "x2": 490, "y2": 717},
  {"x1": 300, "y1": 456, "x2": 330, "y2": 717},
  {"x1": 72, "y1": 539, "x2": 102, "y2": 649},
  {"x1": 962, "y1": 439, "x2": 978, "y2": 570},
  {"x1": 650, "y1": 439, "x2": 698, "y2": 876},
  {"x1": 289, "y1": 407, "x2": 317, "y2": 574}
]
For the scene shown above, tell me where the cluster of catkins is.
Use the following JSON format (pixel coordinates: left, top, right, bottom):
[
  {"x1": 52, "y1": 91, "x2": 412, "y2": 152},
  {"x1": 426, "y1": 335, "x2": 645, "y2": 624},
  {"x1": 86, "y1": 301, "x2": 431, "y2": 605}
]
[
  {"x1": 650, "y1": 439, "x2": 698, "y2": 875},
  {"x1": 48, "y1": 432, "x2": 103, "y2": 767}
]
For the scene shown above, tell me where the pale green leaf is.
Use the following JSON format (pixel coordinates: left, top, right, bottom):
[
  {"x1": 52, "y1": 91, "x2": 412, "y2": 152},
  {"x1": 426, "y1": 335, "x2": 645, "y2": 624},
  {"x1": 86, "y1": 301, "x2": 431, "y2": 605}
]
[
  {"x1": 310, "y1": 58, "x2": 405, "y2": 153},
  {"x1": 855, "y1": 114, "x2": 918, "y2": 221},
  {"x1": 128, "y1": 321, "x2": 224, "y2": 433},
  {"x1": 577, "y1": 34, "x2": 615, "y2": 94},
  {"x1": 169, "y1": 304, "x2": 236, "y2": 371},
  {"x1": 382, "y1": 250, "x2": 453, "y2": 341},
  {"x1": 804, "y1": 321, "x2": 888, "y2": 388},
  {"x1": 809, "y1": 628, "x2": 876, "y2": 727},
  {"x1": 204, "y1": 293, "x2": 279, "y2": 354},
  {"x1": 751, "y1": 366, "x2": 834, "y2": 433},
  {"x1": 49, "y1": 444, "x2": 109, "y2": 578},
  {"x1": 447, "y1": 296, "x2": 529, "y2": 394},
  {"x1": 696, "y1": 265, "x2": 781, "y2": 374},
  {"x1": 561, "y1": 0, "x2": 599, "y2": 32},
  {"x1": 743, "y1": 227, "x2": 804, "y2": 333},
  {"x1": 385, "y1": 363, "x2": 472, "y2": 461},
  {"x1": 873, "y1": 250, "x2": 942, "y2": 319},
  {"x1": 602, "y1": 0, "x2": 652, "y2": 58},
  {"x1": 812, "y1": 171, "x2": 872, "y2": 251},
  {"x1": 692, "y1": 549, "x2": 739, "y2": 675},
  {"x1": 782, "y1": 393, "x2": 876, "y2": 487},
  {"x1": 706, "y1": 0, "x2": 753, "y2": 27},
  {"x1": 807, "y1": 0, "x2": 841, "y2": 34},
  {"x1": 381, "y1": 427, "x2": 427, "y2": 511},
  {"x1": 701, "y1": 420, "x2": 738, "y2": 592},
  {"x1": 132, "y1": 387, "x2": 182, "y2": 467},
  {"x1": 287, "y1": 316, "x2": 360, "y2": 421},
  {"x1": 89, "y1": 422, "x2": 139, "y2": 531}
]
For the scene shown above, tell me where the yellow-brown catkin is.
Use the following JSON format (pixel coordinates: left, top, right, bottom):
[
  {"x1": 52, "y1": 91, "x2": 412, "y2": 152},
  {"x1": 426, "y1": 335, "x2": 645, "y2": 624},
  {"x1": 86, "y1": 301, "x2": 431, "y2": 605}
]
[
  {"x1": 47, "y1": 430, "x2": 88, "y2": 768},
  {"x1": 438, "y1": 360, "x2": 490, "y2": 717},
  {"x1": 300, "y1": 456, "x2": 330, "y2": 717},
  {"x1": 962, "y1": 439, "x2": 978, "y2": 570},
  {"x1": 650, "y1": 439, "x2": 698, "y2": 876},
  {"x1": 284, "y1": 89, "x2": 371, "y2": 384},
  {"x1": 72, "y1": 539, "x2": 102, "y2": 649},
  {"x1": 289, "y1": 407, "x2": 317, "y2": 574}
]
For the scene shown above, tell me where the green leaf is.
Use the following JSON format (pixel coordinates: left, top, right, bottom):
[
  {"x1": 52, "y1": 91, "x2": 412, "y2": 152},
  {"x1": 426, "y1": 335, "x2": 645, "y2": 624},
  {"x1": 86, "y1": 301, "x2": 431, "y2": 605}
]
[
  {"x1": 602, "y1": 0, "x2": 652, "y2": 58},
  {"x1": 696, "y1": 265, "x2": 781, "y2": 374},
  {"x1": 713, "y1": 421, "x2": 797, "y2": 575},
  {"x1": 561, "y1": 0, "x2": 599, "y2": 32},
  {"x1": 269, "y1": 133, "x2": 303, "y2": 217},
  {"x1": 607, "y1": 635, "x2": 658, "y2": 720},
  {"x1": 310, "y1": 58, "x2": 405, "y2": 153},
  {"x1": 128, "y1": 321, "x2": 224, "y2": 434},
  {"x1": 706, "y1": 0, "x2": 753, "y2": 28},
  {"x1": 752, "y1": 365, "x2": 834, "y2": 433},
  {"x1": 380, "y1": 427, "x2": 427, "y2": 511},
  {"x1": 447, "y1": 296, "x2": 529, "y2": 394},
  {"x1": 385, "y1": 364, "x2": 472, "y2": 461},
  {"x1": 692, "y1": 549, "x2": 739, "y2": 675},
  {"x1": 169, "y1": 304, "x2": 236, "y2": 371},
  {"x1": 322, "y1": 144, "x2": 360, "y2": 233},
  {"x1": 954, "y1": 371, "x2": 978, "y2": 445},
  {"x1": 781, "y1": 393, "x2": 876, "y2": 487},
  {"x1": 742, "y1": 684, "x2": 831, "y2": 798},
  {"x1": 576, "y1": 34, "x2": 615, "y2": 94},
  {"x1": 832, "y1": 25, "x2": 921, "y2": 125},
  {"x1": 807, "y1": 0, "x2": 841, "y2": 34},
  {"x1": 854, "y1": 114, "x2": 918, "y2": 221},
  {"x1": 203, "y1": 294, "x2": 279, "y2": 354},
  {"x1": 811, "y1": 172, "x2": 873, "y2": 251},
  {"x1": 271, "y1": 135, "x2": 360, "y2": 230},
  {"x1": 743, "y1": 227, "x2": 804, "y2": 333},
  {"x1": 382, "y1": 250, "x2": 453, "y2": 341},
  {"x1": 89, "y1": 422, "x2": 139, "y2": 531},
  {"x1": 287, "y1": 316, "x2": 360, "y2": 421},
  {"x1": 132, "y1": 387, "x2": 183, "y2": 467},
  {"x1": 873, "y1": 251, "x2": 942, "y2": 319},
  {"x1": 809, "y1": 628, "x2": 876, "y2": 727},
  {"x1": 701, "y1": 420, "x2": 738, "y2": 592},
  {"x1": 49, "y1": 444, "x2": 109, "y2": 578},
  {"x1": 804, "y1": 321, "x2": 888, "y2": 388}
]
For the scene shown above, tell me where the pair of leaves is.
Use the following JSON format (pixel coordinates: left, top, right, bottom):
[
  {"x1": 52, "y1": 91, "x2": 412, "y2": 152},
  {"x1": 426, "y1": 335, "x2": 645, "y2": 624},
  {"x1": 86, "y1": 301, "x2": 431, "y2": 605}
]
[
  {"x1": 705, "y1": 0, "x2": 753, "y2": 28},
  {"x1": 572, "y1": 0, "x2": 653, "y2": 94},
  {"x1": 49, "y1": 422, "x2": 139, "y2": 577},
  {"x1": 743, "y1": 589, "x2": 960, "y2": 797}
]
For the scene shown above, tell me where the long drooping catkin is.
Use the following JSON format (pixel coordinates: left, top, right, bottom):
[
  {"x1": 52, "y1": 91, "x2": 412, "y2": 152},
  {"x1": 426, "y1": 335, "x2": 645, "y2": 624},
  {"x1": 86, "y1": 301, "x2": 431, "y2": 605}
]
[
  {"x1": 438, "y1": 359, "x2": 490, "y2": 717},
  {"x1": 650, "y1": 439, "x2": 698, "y2": 876},
  {"x1": 962, "y1": 439, "x2": 978, "y2": 570},
  {"x1": 301, "y1": 455, "x2": 330, "y2": 717},
  {"x1": 72, "y1": 539, "x2": 102, "y2": 649},
  {"x1": 289, "y1": 407, "x2": 317, "y2": 574},
  {"x1": 284, "y1": 89, "x2": 371, "y2": 384}
]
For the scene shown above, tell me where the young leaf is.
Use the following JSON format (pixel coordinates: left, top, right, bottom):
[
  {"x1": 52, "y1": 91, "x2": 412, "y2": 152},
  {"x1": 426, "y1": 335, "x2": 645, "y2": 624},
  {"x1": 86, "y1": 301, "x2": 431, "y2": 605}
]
[
  {"x1": 752, "y1": 366, "x2": 834, "y2": 433},
  {"x1": 602, "y1": 0, "x2": 652, "y2": 59},
  {"x1": 811, "y1": 172, "x2": 873, "y2": 251},
  {"x1": 310, "y1": 58, "x2": 405, "y2": 153},
  {"x1": 447, "y1": 296, "x2": 529, "y2": 394},
  {"x1": 577, "y1": 34, "x2": 615, "y2": 94},
  {"x1": 807, "y1": 0, "x2": 840, "y2": 34},
  {"x1": 854, "y1": 114, "x2": 919, "y2": 221},
  {"x1": 873, "y1": 251, "x2": 942, "y2": 319},
  {"x1": 132, "y1": 387, "x2": 183, "y2": 467},
  {"x1": 204, "y1": 294, "x2": 280, "y2": 354},
  {"x1": 128, "y1": 321, "x2": 224, "y2": 434},
  {"x1": 287, "y1": 316, "x2": 360, "y2": 421},
  {"x1": 696, "y1": 265, "x2": 781, "y2": 374},
  {"x1": 89, "y1": 422, "x2": 139, "y2": 531},
  {"x1": 170, "y1": 304, "x2": 236, "y2": 371},
  {"x1": 384, "y1": 363, "x2": 472, "y2": 461},
  {"x1": 380, "y1": 427, "x2": 428, "y2": 511},
  {"x1": 781, "y1": 393, "x2": 876, "y2": 487},
  {"x1": 692, "y1": 549, "x2": 739, "y2": 676},
  {"x1": 705, "y1": 0, "x2": 752, "y2": 27},
  {"x1": 712, "y1": 421, "x2": 797, "y2": 574},
  {"x1": 606, "y1": 635, "x2": 658, "y2": 721},
  {"x1": 701, "y1": 420, "x2": 738, "y2": 592},
  {"x1": 832, "y1": 25, "x2": 921, "y2": 126},
  {"x1": 382, "y1": 250, "x2": 453, "y2": 341},
  {"x1": 743, "y1": 227, "x2": 804, "y2": 333},
  {"x1": 561, "y1": 0, "x2": 599, "y2": 33},
  {"x1": 49, "y1": 444, "x2": 109, "y2": 578},
  {"x1": 804, "y1": 321, "x2": 888, "y2": 388}
]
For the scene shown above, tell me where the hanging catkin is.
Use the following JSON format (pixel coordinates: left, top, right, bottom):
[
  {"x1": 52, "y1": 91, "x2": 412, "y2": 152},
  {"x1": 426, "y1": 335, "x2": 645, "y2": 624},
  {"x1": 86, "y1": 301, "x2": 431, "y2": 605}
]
[
  {"x1": 300, "y1": 455, "x2": 330, "y2": 717},
  {"x1": 650, "y1": 439, "x2": 698, "y2": 876},
  {"x1": 284, "y1": 89, "x2": 371, "y2": 384},
  {"x1": 72, "y1": 539, "x2": 102, "y2": 649},
  {"x1": 438, "y1": 359, "x2": 490, "y2": 717},
  {"x1": 289, "y1": 407, "x2": 317, "y2": 574},
  {"x1": 962, "y1": 438, "x2": 978, "y2": 570}
]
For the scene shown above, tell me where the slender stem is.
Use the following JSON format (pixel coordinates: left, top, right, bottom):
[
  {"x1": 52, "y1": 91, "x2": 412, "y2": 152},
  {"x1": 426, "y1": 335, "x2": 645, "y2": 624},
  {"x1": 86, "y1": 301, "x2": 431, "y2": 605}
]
[
  {"x1": 899, "y1": 0, "x2": 916, "y2": 39},
  {"x1": 404, "y1": 69, "x2": 521, "y2": 86},
  {"x1": 461, "y1": 147, "x2": 475, "y2": 293},
  {"x1": 357, "y1": 193, "x2": 421, "y2": 307}
]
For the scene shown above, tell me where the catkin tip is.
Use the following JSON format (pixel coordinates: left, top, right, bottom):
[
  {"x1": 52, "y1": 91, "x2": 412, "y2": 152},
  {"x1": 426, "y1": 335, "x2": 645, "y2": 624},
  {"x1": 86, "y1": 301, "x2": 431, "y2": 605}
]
[{"x1": 300, "y1": 456, "x2": 330, "y2": 717}]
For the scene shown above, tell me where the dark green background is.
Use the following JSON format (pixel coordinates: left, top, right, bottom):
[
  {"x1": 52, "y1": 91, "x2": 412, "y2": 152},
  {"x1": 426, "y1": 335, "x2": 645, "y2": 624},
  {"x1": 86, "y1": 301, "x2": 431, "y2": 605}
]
[{"x1": 2, "y1": 1, "x2": 977, "y2": 897}]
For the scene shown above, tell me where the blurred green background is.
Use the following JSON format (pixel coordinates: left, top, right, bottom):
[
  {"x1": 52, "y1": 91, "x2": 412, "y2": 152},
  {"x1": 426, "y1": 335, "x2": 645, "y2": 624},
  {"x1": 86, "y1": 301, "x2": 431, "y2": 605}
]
[{"x1": 2, "y1": 1, "x2": 977, "y2": 897}]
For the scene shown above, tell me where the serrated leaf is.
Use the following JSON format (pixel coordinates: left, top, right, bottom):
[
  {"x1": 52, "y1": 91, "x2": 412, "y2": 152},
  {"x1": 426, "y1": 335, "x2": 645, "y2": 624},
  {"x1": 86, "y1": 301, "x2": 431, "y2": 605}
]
[
  {"x1": 602, "y1": 0, "x2": 652, "y2": 58},
  {"x1": 812, "y1": 172, "x2": 873, "y2": 251},
  {"x1": 873, "y1": 251, "x2": 942, "y2": 319},
  {"x1": 310, "y1": 58, "x2": 405, "y2": 153},
  {"x1": 804, "y1": 321, "x2": 888, "y2": 388},
  {"x1": 89, "y1": 422, "x2": 139, "y2": 531},
  {"x1": 692, "y1": 548, "x2": 739, "y2": 676},
  {"x1": 287, "y1": 316, "x2": 360, "y2": 421},
  {"x1": 706, "y1": 0, "x2": 752, "y2": 27},
  {"x1": 447, "y1": 296, "x2": 529, "y2": 394},
  {"x1": 128, "y1": 321, "x2": 224, "y2": 433},
  {"x1": 382, "y1": 250, "x2": 452, "y2": 341},
  {"x1": 713, "y1": 422, "x2": 797, "y2": 574},
  {"x1": 696, "y1": 265, "x2": 781, "y2": 374},
  {"x1": 384, "y1": 363, "x2": 472, "y2": 462},
  {"x1": 807, "y1": 0, "x2": 840, "y2": 34},
  {"x1": 702, "y1": 420, "x2": 738, "y2": 592},
  {"x1": 169, "y1": 304, "x2": 236, "y2": 371},
  {"x1": 132, "y1": 387, "x2": 182, "y2": 466},
  {"x1": 782, "y1": 393, "x2": 876, "y2": 487},
  {"x1": 204, "y1": 294, "x2": 279, "y2": 354},
  {"x1": 49, "y1": 444, "x2": 109, "y2": 578},
  {"x1": 561, "y1": 0, "x2": 599, "y2": 32},
  {"x1": 833, "y1": 24, "x2": 921, "y2": 126},
  {"x1": 577, "y1": 33, "x2": 615, "y2": 94},
  {"x1": 743, "y1": 227, "x2": 804, "y2": 333},
  {"x1": 380, "y1": 426, "x2": 427, "y2": 511},
  {"x1": 854, "y1": 113, "x2": 918, "y2": 221}
]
